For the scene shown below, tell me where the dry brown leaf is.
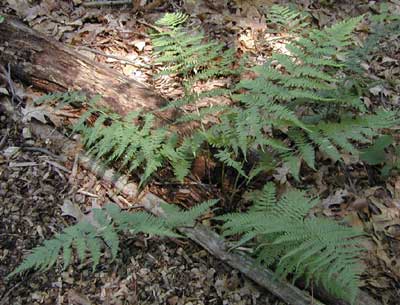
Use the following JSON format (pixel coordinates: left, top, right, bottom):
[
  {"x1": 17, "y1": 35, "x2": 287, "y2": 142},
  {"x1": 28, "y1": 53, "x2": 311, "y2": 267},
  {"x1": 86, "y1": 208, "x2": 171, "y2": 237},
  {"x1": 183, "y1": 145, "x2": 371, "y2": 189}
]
[
  {"x1": 61, "y1": 199, "x2": 85, "y2": 221},
  {"x1": 321, "y1": 189, "x2": 349, "y2": 209},
  {"x1": 67, "y1": 289, "x2": 92, "y2": 305},
  {"x1": 21, "y1": 104, "x2": 48, "y2": 124}
]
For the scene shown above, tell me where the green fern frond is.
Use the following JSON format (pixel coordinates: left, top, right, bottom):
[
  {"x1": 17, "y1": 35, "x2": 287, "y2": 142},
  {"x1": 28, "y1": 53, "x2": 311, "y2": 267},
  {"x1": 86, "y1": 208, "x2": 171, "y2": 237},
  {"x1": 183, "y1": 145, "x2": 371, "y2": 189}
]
[
  {"x1": 9, "y1": 200, "x2": 217, "y2": 279},
  {"x1": 155, "y1": 12, "x2": 188, "y2": 27},
  {"x1": 162, "y1": 199, "x2": 218, "y2": 228},
  {"x1": 220, "y1": 184, "x2": 365, "y2": 304},
  {"x1": 7, "y1": 218, "x2": 109, "y2": 279},
  {"x1": 266, "y1": 5, "x2": 310, "y2": 33},
  {"x1": 249, "y1": 182, "x2": 277, "y2": 212},
  {"x1": 215, "y1": 149, "x2": 247, "y2": 178},
  {"x1": 282, "y1": 153, "x2": 301, "y2": 181},
  {"x1": 288, "y1": 129, "x2": 315, "y2": 170},
  {"x1": 151, "y1": 22, "x2": 235, "y2": 80}
]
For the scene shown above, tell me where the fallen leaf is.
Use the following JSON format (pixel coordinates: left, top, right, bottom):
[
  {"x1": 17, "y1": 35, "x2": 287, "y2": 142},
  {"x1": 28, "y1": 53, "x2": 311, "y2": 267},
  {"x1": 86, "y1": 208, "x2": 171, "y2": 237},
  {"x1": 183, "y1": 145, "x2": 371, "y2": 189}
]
[
  {"x1": 322, "y1": 189, "x2": 349, "y2": 209},
  {"x1": 21, "y1": 104, "x2": 48, "y2": 123},
  {"x1": 131, "y1": 40, "x2": 146, "y2": 52},
  {"x1": 1, "y1": 146, "x2": 20, "y2": 159},
  {"x1": 6, "y1": 0, "x2": 30, "y2": 17},
  {"x1": 273, "y1": 164, "x2": 289, "y2": 184},
  {"x1": 67, "y1": 289, "x2": 92, "y2": 305},
  {"x1": 0, "y1": 87, "x2": 9, "y2": 95},
  {"x1": 61, "y1": 199, "x2": 85, "y2": 221}
]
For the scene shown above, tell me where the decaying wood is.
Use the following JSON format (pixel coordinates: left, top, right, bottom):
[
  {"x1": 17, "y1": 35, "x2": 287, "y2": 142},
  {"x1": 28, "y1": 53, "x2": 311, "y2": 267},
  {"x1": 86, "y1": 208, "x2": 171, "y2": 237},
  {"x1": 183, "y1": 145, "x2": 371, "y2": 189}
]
[{"x1": 0, "y1": 16, "x2": 172, "y2": 119}]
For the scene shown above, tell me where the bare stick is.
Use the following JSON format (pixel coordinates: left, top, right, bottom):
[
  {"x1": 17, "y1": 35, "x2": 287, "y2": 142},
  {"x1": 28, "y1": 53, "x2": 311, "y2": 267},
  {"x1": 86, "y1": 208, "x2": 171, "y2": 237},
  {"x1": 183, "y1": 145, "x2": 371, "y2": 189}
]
[{"x1": 82, "y1": 1, "x2": 132, "y2": 7}]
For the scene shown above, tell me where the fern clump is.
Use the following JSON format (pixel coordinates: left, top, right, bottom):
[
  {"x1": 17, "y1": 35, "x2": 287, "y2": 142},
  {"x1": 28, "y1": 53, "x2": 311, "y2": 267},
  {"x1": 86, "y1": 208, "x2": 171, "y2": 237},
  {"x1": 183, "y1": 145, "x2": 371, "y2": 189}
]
[
  {"x1": 151, "y1": 11, "x2": 237, "y2": 115},
  {"x1": 36, "y1": 93, "x2": 197, "y2": 184},
  {"x1": 151, "y1": 12, "x2": 236, "y2": 82},
  {"x1": 8, "y1": 200, "x2": 217, "y2": 279},
  {"x1": 218, "y1": 183, "x2": 365, "y2": 304},
  {"x1": 237, "y1": 16, "x2": 365, "y2": 109},
  {"x1": 204, "y1": 11, "x2": 399, "y2": 180}
]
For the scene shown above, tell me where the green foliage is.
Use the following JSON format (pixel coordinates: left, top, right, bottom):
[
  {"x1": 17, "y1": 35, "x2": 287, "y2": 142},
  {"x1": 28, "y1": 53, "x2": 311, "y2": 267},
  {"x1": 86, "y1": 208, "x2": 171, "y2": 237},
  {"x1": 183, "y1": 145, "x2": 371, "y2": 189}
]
[
  {"x1": 218, "y1": 183, "x2": 365, "y2": 304},
  {"x1": 266, "y1": 4, "x2": 310, "y2": 33},
  {"x1": 8, "y1": 200, "x2": 217, "y2": 279},
  {"x1": 239, "y1": 16, "x2": 364, "y2": 109},
  {"x1": 36, "y1": 93, "x2": 195, "y2": 185},
  {"x1": 360, "y1": 135, "x2": 400, "y2": 176},
  {"x1": 205, "y1": 11, "x2": 399, "y2": 180},
  {"x1": 37, "y1": 10, "x2": 400, "y2": 186},
  {"x1": 155, "y1": 11, "x2": 188, "y2": 28},
  {"x1": 151, "y1": 12, "x2": 236, "y2": 82},
  {"x1": 360, "y1": 135, "x2": 393, "y2": 165},
  {"x1": 151, "y1": 11, "x2": 237, "y2": 114},
  {"x1": 0, "y1": 15, "x2": 4, "y2": 24}
]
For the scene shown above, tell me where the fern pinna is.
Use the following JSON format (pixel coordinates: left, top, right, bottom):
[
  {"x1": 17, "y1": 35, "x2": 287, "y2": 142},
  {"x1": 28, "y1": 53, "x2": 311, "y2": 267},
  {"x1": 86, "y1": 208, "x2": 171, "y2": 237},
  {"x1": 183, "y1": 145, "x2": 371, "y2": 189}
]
[
  {"x1": 218, "y1": 183, "x2": 365, "y2": 304},
  {"x1": 8, "y1": 200, "x2": 217, "y2": 279}
]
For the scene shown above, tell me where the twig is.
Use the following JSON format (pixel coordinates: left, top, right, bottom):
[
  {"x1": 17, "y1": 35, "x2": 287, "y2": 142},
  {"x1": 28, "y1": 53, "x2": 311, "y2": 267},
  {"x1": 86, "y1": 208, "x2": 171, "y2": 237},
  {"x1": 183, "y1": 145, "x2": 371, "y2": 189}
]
[
  {"x1": 83, "y1": 0, "x2": 166, "y2": 11},
  {"x1": 76, "y1": 46, "x2": 151, "y2": 69},
  {"x1": 82, "y1": 0, "x2": 132, "y2": 7},
  {"x1": 44, "y1": 160, "x2": 71, "y2": 173},
  {"x1": 69, "y1": 153, "x2": 79, "y2": 184},
  {"x1": 136, "y1": 19, "x2": 164, "y2": 32},
  {"x1": 0, "y1": 280, "x2": 23, "y2": 305},
  {"x1": 78, "y1": 189, "x2": 98, "y2": 198},
  {"x1": 9, "y1": 161, "x2": 37, "y2": 167},
  {"x1": 0, "y1": 64, "x2": 23, "y2": 106},
  {"x1": 0, "y1": 130, "x2": 8, "y2": 150},
  {"x1": 21, "y1": 146, "x2": 66, "y2": 161}
]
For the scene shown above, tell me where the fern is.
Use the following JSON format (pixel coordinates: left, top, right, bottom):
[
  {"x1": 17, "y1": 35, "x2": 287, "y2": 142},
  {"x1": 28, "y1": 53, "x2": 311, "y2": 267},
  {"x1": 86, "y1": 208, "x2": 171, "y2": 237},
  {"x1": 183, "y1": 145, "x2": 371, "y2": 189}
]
[
  {"x1": 8, "y1": 200, "x2": 217, "y2": 279},
  {"x1": 218, "y1": 183, "x2": 365, "y2": 304},
  {"x1": 238, "y1": 16, "x2": 364, "y2": 109},
  {"x1": 345, "y1": 12, "x2": 400, "y2": 91},
  {"x1": 161, "y1": 199, "x2": 218, "y2": 228},
  {"x1": 155, "y1": 12, "x2": 188, "y2": 28},
  {"x1": 37, "y1": 93, "x2": 196, "y2": 185},
  {"x1": 266, "y1": 4, "x2": 310, "y2": 34},
  {"x1": 206, "y1": 11, "x2": 399, "y2": 180},
  {"x1": 152, "y1": 24, "x2": 235, "y2": 81},
  {"x1": 151, "y1": 12, "x2": 237, "y2": 110}
]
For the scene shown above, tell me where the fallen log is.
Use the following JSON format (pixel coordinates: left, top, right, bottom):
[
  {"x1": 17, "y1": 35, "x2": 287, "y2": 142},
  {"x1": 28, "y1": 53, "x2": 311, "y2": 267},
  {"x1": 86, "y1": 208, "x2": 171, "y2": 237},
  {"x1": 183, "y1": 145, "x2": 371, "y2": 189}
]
[{"x1": 0, "y1": 15, "x2": 169, "y2": 118}]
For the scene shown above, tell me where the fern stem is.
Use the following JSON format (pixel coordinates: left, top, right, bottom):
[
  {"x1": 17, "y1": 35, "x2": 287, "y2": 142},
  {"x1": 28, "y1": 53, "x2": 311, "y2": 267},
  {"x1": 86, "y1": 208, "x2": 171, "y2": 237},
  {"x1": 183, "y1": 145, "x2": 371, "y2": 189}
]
[{"x1": 228, "y1": 166, "x2": 244, "y2": 206}]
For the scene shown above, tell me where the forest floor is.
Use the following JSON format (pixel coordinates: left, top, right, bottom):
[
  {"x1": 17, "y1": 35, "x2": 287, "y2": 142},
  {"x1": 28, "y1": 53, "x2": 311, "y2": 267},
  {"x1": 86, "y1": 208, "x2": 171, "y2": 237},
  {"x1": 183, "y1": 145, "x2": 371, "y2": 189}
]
[{"x1": 1, "y1": 0, "x2": 400, "y2": 304}]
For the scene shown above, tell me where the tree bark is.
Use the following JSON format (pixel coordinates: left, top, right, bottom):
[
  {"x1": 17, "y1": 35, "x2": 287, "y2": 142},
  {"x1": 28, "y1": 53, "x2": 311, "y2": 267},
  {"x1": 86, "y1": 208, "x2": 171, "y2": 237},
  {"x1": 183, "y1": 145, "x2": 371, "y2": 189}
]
[{"x1": 0, "y1": 15, "x2": 169, "y2": 118}]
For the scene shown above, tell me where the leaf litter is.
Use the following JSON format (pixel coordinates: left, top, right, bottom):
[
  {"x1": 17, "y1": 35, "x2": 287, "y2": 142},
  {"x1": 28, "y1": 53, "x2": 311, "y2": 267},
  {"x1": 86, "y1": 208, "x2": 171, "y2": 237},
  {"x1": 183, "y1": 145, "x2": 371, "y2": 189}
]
[{"x1": 1, "y1": 0, "x2": 400, "y2": 304}]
